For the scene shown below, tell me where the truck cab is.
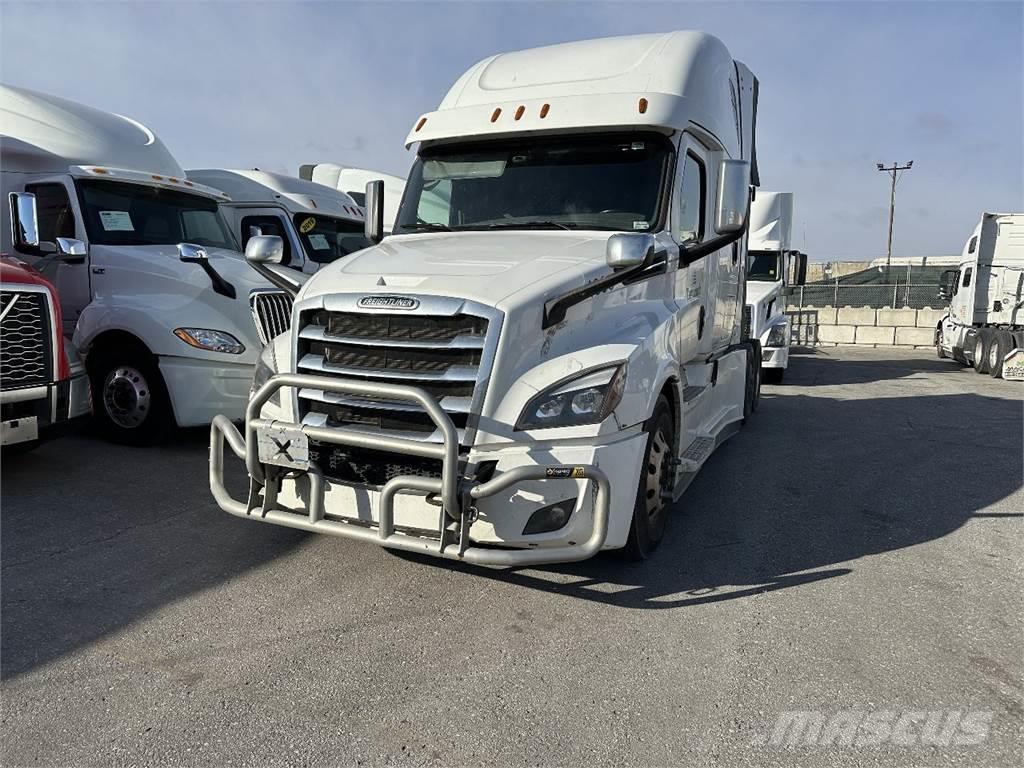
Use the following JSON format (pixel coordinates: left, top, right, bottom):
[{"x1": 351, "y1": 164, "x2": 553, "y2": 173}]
[
  {"x1": 299, "y1": 164, "x2": 406, "y2": 234},
  {"x1": 208, "y1": 31, "x2": 763, "y2": 565},
  {"x1": 1, "y1": 84, "x2": 270, "y2": 443},
  {"x1": 937, "y1": 213, "x2": 1024, "y2": 378},
  {"x1": 744, "y1": 191, "x2": 807, "y2": 383},
  {"x1": 186, "y1": 169, "x2": 371, "y2": 343}
]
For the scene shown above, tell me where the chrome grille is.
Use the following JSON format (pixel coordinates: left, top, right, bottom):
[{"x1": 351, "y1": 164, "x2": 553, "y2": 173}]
[
  {"x1": 250, "y1": 290, "x2": 293, "y2": 345},
  {"x1": 1, "y1": 291, "x2": 52, "y2": 390},
  {"x1": 295, "y1": 303, "x2": 495, "y2": 484}
]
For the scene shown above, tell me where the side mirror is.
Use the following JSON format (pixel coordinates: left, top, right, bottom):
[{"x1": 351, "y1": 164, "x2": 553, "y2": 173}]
[
  {"x1": 364, "y1": 179, "x2": 384, "y2": 244},
  {"x1": 10, "y1": 192, "x2": 41, "y2": 250},
  {"x1": 606, "y1": 233, "x2": 656, "y2": 270},
  {"x1": 56, "y1": 237, "x2": 87, "y2": 264},
  {"x1": 938, "y1": 269, "x2": 958, "y2": 301},
  {"x1": 244, "y1": 235, "x2": 284, "y2": 265},
  {"x1": 178, "y1": 243, "x2": 209, "y2": 263},
  {"x1": 714, "y1": 159, "x2": 751, "y2": 235},
  {"x1": 791, "y1": 250, "x2": 808, "y2": 286}
]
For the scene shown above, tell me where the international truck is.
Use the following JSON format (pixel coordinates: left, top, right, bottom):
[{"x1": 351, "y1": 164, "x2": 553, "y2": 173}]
[
  {"x1": 1, "y1": 254, "x2": 91, "y2": 449},
  {"x1": 744, "y1": 191, "x2": 807, "y2": 383},
  {"x1": 299, "y1": 163, "x2": 406, "y2": 233},
  {"x1": 209, "y1": 31, "x2": 763, "y2": 565},
  {"x1": 186, "y1": 168, "x2": 370, "y2": 344},
  {"x1": 1, "y1": 84, "x2": 270, "y2": 444},
  {"x1": 936, "y1": 212, "x2": 1024, "y2": 379}
]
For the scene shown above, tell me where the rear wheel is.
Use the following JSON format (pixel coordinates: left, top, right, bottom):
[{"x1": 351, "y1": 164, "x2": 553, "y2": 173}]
[
  {"x1": 974, "y1": 329, "x2": 994, "y2": 375},
  {"x1": 89, "y1": 345, "x2": 172, "y2": 445},
  {"x1": 623, "y1": 396, "x2": 674, "y2": 561},
  {"x1": 936, "y1": 323, "x2": 947, "y2": 359},
  {"x1": 989, "y1": 330, "x2": 1013, "y2": 378}
]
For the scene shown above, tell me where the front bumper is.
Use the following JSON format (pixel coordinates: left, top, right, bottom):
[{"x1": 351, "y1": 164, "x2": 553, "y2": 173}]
[
  {"x1": 1, "y1": 370, "x2": 91, "y2": 446},
  {"x1": 209, "y1": 372, "x2": 619, "y2": 566},
  {"x1": 761, "y1": 345, "x2": 789, "y2": 369}
]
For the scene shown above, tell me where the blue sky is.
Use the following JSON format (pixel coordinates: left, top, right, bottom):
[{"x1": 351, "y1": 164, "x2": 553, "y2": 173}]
[{"x1": 2, "y1": 1, "x2": 1021, "y2": 259}]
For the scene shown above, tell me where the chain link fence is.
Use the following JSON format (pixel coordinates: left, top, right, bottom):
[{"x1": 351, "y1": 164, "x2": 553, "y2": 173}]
[{"x1": 786, "y1": 282, "x2": 949, "y2": 310}]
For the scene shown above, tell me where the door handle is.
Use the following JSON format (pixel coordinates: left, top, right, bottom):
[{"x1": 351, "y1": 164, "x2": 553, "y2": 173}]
[{"x1": 91, "y1": 267, "x2": 105, "y2": 275}]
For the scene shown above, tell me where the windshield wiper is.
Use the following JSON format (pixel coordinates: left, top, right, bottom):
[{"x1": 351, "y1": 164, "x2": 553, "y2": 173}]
[
  {"x1": 485, "y1": 220, "x2": 575, "y2": 231},
  {"x1": 397, "y1": 222, "x2": 453, "y2": 233}
]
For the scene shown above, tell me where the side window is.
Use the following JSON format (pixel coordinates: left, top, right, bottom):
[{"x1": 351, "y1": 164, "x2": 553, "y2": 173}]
[
  {"x1": 962, "y1": 267, "x2": 973, "y2": 287},
  {"x1": 240, "y1": 215, "x2": 292, "y2": 265},
  {"x1": 23, "y1": 183, "x2": 75, "y2": 250},
  {"x1": 968, "y1": 236, "x2": 977, "y2": 254},
  {"x1": 677, "y1": 152, "x2": 705, "y2": 243}
]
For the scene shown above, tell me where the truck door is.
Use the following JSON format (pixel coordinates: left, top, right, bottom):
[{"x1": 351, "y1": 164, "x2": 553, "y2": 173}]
[
  {"x1": 24, "y1": 181, "x2": 89, "y2": 335},
  {"x1": 671, "y1": 141, "x2": 709, "y2": 362}
]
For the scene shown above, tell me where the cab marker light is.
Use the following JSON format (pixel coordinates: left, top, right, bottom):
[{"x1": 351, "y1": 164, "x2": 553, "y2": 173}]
[
  {"x1": 540, "y1": 103, "x2": 550, "y2": 118},
  {"x1": 638, "y1": 97, "x2": 649, "y2": 114},
  {"x1": 514, "y1": 105, "x2": 525, "y2": 121},
  {"x1": 415, "y1": 116, "x2": 427, "y2": 132},
  {"x1": 92, "y1": 167, "x2": 109, "y2": 174},
  {"x1": 490, "y1": 107, "x2": 502, "y2": 123}
]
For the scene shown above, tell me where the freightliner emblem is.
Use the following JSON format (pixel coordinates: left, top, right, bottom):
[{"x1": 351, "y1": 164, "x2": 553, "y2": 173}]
[{"x1": 357, "y1": 295, "x2": 419, "y2": 310}]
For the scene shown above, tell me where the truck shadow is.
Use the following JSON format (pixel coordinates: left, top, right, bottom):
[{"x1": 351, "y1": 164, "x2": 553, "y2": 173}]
[
  {"x1": 396, "y1": 388, "x2": 1022, "y2": 608},
  {"x1": 784, "y1": 347, "x2": 973, "y2": 385},
  {"x1": 0, "y1": 426, "x2": 308, "y2": 681}
]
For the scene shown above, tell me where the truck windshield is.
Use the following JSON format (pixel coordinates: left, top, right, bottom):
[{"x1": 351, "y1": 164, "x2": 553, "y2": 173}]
[
  {"x1": 395, "y1": 133, "x2": 671, "y2": 233},
  {"x1": 293, "y1": 214, "x2": 371, "y2": 264},
  {"x1": 747, "y1": 251, "x2": 781, "y2": 282},
  {"x1": 76, "y1": 179, "x2": 238, "y2": 250}
]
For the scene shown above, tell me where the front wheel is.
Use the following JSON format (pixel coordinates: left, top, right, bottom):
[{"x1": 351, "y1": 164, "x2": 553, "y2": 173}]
[
  {"x1": 623, "y1": 396, "x2": 675, "y2": 561},
  {"x1": 89, "y1": 347, "x2": 172, "y2": 445}
]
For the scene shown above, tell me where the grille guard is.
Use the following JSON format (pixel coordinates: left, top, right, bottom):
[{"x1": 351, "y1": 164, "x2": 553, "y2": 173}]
[{"x1": 209, "y1": 372, "x2": 611, "y2": 566}]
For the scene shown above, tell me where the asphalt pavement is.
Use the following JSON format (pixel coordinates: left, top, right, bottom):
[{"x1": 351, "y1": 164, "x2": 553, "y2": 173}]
[{"x1": 2, "y1": 346, "x2": 1021, "y2": 767}]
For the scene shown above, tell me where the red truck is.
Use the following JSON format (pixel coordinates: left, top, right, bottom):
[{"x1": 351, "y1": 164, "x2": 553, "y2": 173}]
[{"x1": 1, "y1": 255, "x2": 91, "y2": 449}]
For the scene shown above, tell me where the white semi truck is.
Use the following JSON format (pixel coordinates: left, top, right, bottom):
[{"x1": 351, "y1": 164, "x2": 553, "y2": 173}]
[
  {"x1": 744, "y1": 191, "x2": 806, "y2": 383},
  {"x1": 299, "y1": 163, "x2": 406, "y2": 233},
  {"x1": 209, "y1": 31, "x2": 763, "y2": 565},
  {"x1": 186, "y1": 169, "x2": 370, "y2": 344},
  {"x1": 0, "y1": 84, "x2": 270, "y2": 443},
  {"x1": 936, "y1": 212, "x2": 1024, "y2": 379}
]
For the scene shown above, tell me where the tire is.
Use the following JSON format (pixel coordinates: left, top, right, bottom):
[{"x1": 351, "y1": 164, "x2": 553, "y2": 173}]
[
  {"x1": 763, "y1": 367, "x2": 785, "y2": 385},
  {"x1": 623, "y1": 396, "x2": 675, "y2": 561},
  {"x1": 974, "y1": 329, "x2": 994, "y2": 375},
  {"x1": 936, "y1": 324, "x2": 947, "y2": 359},
  {"x1": 742, "y1": 343, "x2": 761, "y2": 419},
  {"x1": 989, "y1": 330, "x2": 1013, "y2": 379},
  {"x1": 88, "y1": 344, "x2": 172, "y2": 445}
]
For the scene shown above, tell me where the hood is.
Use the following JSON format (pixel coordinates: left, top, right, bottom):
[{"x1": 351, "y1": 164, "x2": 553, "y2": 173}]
[
  {"x1": 1, "y1": 254, "x2": 54, "y2": 289},
  {"x1": 303, "y1": 231, "x2": 610, "y2": 309},
  {"x1": 746, "y1": 279, "x2": 781, "y2": 307}
]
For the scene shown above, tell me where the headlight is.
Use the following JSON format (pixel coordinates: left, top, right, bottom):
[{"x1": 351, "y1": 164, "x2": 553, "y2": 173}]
[
  {"x1": 765, "y1": 322, "x2": 788, "y2": 347},
  {"x1": 516, "y1": 364, "x2": 626, "y2": 431},
  {"x1": 173, "y1": 328, "x2": 245, "y2": 354},
  {"x1": 250, "y1": 341, "x2": 280, "y2": 406}
]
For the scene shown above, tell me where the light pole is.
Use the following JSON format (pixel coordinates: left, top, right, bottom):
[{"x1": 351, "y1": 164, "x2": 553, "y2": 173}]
[{"x1": 876, "y1": 161, "x2": 913, "y2": 277}]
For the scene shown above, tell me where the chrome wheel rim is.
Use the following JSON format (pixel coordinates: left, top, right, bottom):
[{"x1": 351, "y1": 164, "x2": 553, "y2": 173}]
[
  {"x1": 989, "y1": 339, "x2": 1000, "y2": 369},
  {"x1": 103, "y1": 366, "x2": 151, "y2": 429}
]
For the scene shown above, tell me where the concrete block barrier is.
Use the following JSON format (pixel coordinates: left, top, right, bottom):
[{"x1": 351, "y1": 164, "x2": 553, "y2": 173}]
[
  {"x1": 856, "y1": 325, "x2": 896, "y2": 345},
  {"x1": 818, "y1": 324, "x2": 856, "y2": 344},
  {"x1": 916, "y1": 308, "x2": 947, "y2": 328},
  {"x1": 837, "y1": 307, "x2": 877, "y2": 326},
  {"x1": 896, "y1": 326, "x2": 936, "y2": 347},
  {"x1": 877, "y1": 308, "x2": 917, "y2": 327}
]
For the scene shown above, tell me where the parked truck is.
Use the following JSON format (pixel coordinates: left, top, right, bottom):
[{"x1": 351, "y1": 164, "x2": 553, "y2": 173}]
[
  {"x1": 186, "y1": 168, "x2": 370, "y2": 344},
  {"x1": 209, "y1": 31, "x2": 763, "y2": 564},
  {"x1": 299, "y1": 163, "x2": 406, "y2": 233},
  {"x1": 744, "y1": 191, "x2": 807, "y2": 383},
  {"x1": 936, "y1": 212, "x2": 1024, "y2": 379},
  {"x1": 1, "y1": 254, "x2": 91, "y2": 449},
  {"x1": 0, "y1": 84, "x2": 270, "y2": 443}
]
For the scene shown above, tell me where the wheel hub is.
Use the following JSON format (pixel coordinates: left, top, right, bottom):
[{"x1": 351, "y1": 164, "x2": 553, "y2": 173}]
[
  {"x1": 989, "y1": 339, "x2": 1000, "y2": 369},
  {"x1": 645, "y1": 427, "x2": 672, "y2": 521},
  {"x1": 103, "y1": 366, "x2": 150, "y2": 429}
]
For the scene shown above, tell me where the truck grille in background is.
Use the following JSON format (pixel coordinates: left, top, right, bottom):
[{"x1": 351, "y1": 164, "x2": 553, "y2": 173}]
[
  {"x1": 296, "y1": 307, "x2": 492, "y2": 485},
  {"x1": 742, "y1": 304, "x2": 752, "y2": 340},
  {"x1": 1, "y1": 291, "x2": 52, "y2": 390},
  {"x1": 250, "y1": 290, "x2": 293, "y2": 345}
]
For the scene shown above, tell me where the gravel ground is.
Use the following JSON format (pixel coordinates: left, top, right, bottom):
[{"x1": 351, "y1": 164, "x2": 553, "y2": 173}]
[{"x1": 2, "y1": 346, "x2": 1021, "y2": 767}]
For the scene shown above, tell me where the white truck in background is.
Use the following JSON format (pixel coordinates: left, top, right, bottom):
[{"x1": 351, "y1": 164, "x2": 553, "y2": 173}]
[
  {"x1": 744, "y1": 191, "x2": 807, "y2": 383},
  {"x1": 186, "y1": 169, "x2": 370, "y2": 343},
  {"x1": 209, "y1": 30, "x2": 763, "y2": 565},
  {"x1": 936, "y1": 212, "x2": 1024, "y2": 379},
  {"x1": 0, "y1": 84, "x2": 269, "y2": 443},
  {"x1": 299, "y1": 163, "x2": 406, "y2": 233}
]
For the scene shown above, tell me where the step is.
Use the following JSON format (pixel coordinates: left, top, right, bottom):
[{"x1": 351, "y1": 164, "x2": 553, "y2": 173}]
[
  {"x1": 678, "y1": 435, "x2": 715, "y2": 472},
  {"x1": 683, "y1": 384, "x2": 708, "y2": 403}
]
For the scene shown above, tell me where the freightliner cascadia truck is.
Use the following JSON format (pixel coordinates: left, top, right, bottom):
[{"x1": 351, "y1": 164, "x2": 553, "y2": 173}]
[
  {"x1": 209, "y1": 31, "x2": 763, "y2": 564},
  {"x1": 745, "y1": 191, "x2": 806, "y2": 383},
  {"x1": 937, "y1": 212, "x2": 1024, "y2": 379}
]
